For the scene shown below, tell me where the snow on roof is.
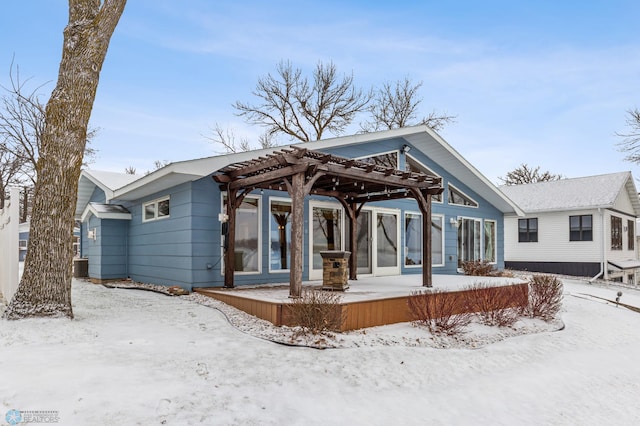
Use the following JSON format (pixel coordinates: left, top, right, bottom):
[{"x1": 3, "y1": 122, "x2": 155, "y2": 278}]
[
  {"x1": 84, "y1": 170, "x2": 141, "y2": 191},
  {"x1": 499, "y1": 172, "x2": 639, "y2": 214},
  {"x1": 76, "y1": 126, "x2": 522, "y2": 215}
]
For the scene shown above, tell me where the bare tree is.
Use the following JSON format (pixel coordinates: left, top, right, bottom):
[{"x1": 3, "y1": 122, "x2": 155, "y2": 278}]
[
  {"x1": 0, "y1": 142, "x2": 25, "y2": 208},
  {"x1": 362, "y1": 77, "x2": 455, "y2": 132},
  {"x1": 0, "y1": 61, "x2": 98, "y2": 221},
  {"x1": 616, "y1": 108, "x2": 640, "y2": 163},
  {"x1": 234, "y1": 60, "x2": 372, "y2": 142},
  {"x1": 124, "y1": 165, "x2": 136, "y2": 174},
  {"x1": 499, "y1": 164, "x2": 563, "y2": 185},
  {"x1": 4, "y1": 0, "x2": 127, "y2": 320},
  {"x1": 205, "y1": 123, "x2": 279, "y2": 154}
]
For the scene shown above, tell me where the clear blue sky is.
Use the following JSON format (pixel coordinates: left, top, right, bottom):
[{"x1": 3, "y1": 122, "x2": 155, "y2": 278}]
[{"x1": 1, "y1": 0, "x2": 639, "y2": 183}]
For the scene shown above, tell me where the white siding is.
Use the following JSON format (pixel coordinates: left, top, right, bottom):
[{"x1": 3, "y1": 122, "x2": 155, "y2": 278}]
[
  {"x1": 505, "y1": 209, "x2": 602, "y2": 263},
  {"x1": 613, "y1": 188, "x2": 635, "y2": 214}
]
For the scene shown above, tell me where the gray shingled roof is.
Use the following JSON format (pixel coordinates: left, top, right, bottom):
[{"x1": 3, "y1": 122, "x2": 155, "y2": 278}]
[{"x1": 499, "y1": 172, "x2": 640, "y2": 214}]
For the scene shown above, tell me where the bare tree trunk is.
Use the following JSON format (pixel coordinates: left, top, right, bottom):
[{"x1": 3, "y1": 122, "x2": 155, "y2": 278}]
[{"x1": 4, "y1": 0, "x2": 126, "y2": 319}]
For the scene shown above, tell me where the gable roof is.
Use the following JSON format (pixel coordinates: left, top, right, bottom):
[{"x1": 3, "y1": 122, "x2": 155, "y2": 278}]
[
  {"x1": 76, "y1": 125, "x2": 522, "y2": 216},
  {"x1": 499, "y1": 172, "x2": 640, "y2": 216},
  {"x1": 76, "y1": 170, "x2": 140, "y2": 218}
]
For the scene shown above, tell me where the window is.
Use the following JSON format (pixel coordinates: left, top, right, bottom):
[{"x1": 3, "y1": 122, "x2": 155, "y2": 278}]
[
  {"x1": 405, "y1": 213, "x2": 421, "y2": 266},
  {"x1": 405, "y1": 155, "x2": 442, "y2": 202},
  {"x1": 143, "y1": 196, "x2": 170, "y2": 222},
  {"x1": 569, "y1": 215, "x2": 592, "y2": 241},
  {"x1": 357, "y1": 152, "x2": 398, "y2": 169},
  {"x1": 518, "y1": 218, "x2": 538, "y2": 242},
  {"x1": 404, "y1": 213, "x2": 444, "y2": 267},
  {"x1": 484, "y1": 220, "x2": 496, "y2": 263},
  {"x1": 269, "y1": 199, "x2": 291, "y2": 271},
  {"x1": 223, "y1": 195, "x2": 260, "y2": 272},
  {"x1": 448, "y1": 184, "x2": 478, "y2": 207},
  {"x1": 611, "y1": 216, "x2": 622, "y2": 250},
  {"x1": 19, "y1": 240, "x2": 27, "y2": 249},
  {"x1": 628, "y1": 220, "x2": 635, "y2": 251}
]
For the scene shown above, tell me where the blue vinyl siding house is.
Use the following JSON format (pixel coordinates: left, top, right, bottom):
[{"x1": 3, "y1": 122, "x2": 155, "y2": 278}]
[{"x1": 75, "y1": 126, "x2": 522, "y2": 290}]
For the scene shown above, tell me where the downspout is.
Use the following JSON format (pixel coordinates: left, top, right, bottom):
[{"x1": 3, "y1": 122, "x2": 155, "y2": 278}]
[{"x1": 590, "y1": 207, "x2": 605, "y2": 282}]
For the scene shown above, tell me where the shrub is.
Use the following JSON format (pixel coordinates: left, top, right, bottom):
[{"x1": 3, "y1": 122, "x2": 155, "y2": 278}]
[
  {"x1": 462, "y1": 260, "x2": 496, "y2": 276},
  {"x1": 288, "y1": 289, "x2": 344, "y2": 335},
  {"x1": 527, "y1": 274, "x2": 563, "y2": 321},
  {"x1": 407, "y1": 290, "x2": 472, "y2": 335},
  {"x1": 464, "y1": 283, "x2": 522, "y2": 327}
]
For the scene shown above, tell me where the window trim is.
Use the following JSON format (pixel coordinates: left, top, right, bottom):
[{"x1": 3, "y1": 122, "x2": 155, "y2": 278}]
[
  {"x1": 611, "y1": 215, "x2": 622, "y2": 251},
  {"x1": 628, "y1": 219, "x2": 635, "y2": 251},
  {"x1": 484, "y1": 219, "x2": 497, "y2": 264},
  {"x1": 569, "y1": 214, "x2": 593, "y2": 242},
  {"x1": 268, "y1": 196, "x2": 292, "y2": 273},
  {"x1": 405, "y1": 153, "x2": 443, "y2": 204},
  {"x1": 142, "y1": 196, "x2": 170, "y2": 222},
  {"x1": 402, "y1": 212, "x2": 446, "y2": 268},
  {"x1": 447, "y1": 183, "x2": 479, "y2": 208},
  {"x1": 221, "y1": 193, "x2": 262, "y2": 275},
  {"x1": 518, "y1": 218, "x2": 538, "y2": 243}
]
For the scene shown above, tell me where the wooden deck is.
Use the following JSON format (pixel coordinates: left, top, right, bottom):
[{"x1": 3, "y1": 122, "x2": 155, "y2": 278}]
[{"x1": 195, "y1": 277, "x2": 529, "y2": 331}]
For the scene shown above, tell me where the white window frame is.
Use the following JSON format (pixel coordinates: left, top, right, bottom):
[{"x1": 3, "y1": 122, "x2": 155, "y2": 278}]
[
  {"x1": 448, "y1": 183, "x2": 478, "y2": 208},
  {"x1": 432, "y1": 214, "x2": 445, "y2": 267},
  {"x1": 221, "y1": 193, "x2": 262, "y2": 275},
  {"x1": 405, "y1": 153, "x2": 443, "y2": 204},
  {"x1": 354, "y1": 149, "x2": 400, "y2": 168},
  {"x1": 403, "y1": 211, "x2": 446, "y2": 268},
  {"x1": 142, "y1": 196, "x2": 170, "y2": 222},
  {"x1": 308, "y1": 199, "x2": 345, "y2": 280},
  {"x1": 484, "y1": 219, "x2": 497, "y2": 264},
  {"x1": 404, "y1": 211, "x2": 423, "y2": 269},
  {"x1": 268, "y1": 196, "x2": 292, "y2": 273},
  {"x1": 19, "y1": 239, "x2": 28, "y2": 249}
]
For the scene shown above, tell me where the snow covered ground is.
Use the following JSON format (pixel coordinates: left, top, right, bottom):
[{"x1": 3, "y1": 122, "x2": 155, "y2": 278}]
[{"x1": 1, "y1": 276, "x2": 640, "y2": 425}]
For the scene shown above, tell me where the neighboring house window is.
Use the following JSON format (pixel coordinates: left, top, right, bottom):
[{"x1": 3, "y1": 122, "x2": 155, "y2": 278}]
[
  {"x1": 518, "y1": 218, "x2": 538, "y2": 242},
  {"x1": 403, "y1": 213, "x2": 444, "y2": 267},
  {"x1": 269, "y1": 199, "x2": 291, "y2": 271},
  {"x1": 611, "y1": 216, "x2": 622, "y2": 250},
  {"x1": 448, "y1": 184, "x2": 478, "y2": 207},
  {"x1": 18, "y1": 240, "x2": 27, "y2": 249},
  {"x1": 143, "y1": 196, "x2": 170, "y2": 222},
  {"x1": 628, "y1": 219, "x2": 635, "y2": 251},
  {"x1": 405, "y1": 155, "x2": 442, "y2": 202},
  {"x1": 223, "y1": 195, "x2": 260, "y2": 273},
  {"x1": 569, "y1": 215, "x2": 592, "y2": 241},
  {"x1": 484, "y1": 220, "x2": 496, "y2": 263}
]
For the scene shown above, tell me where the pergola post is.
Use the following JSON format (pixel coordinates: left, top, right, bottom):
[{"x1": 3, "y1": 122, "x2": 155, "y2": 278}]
[
  {"x1": 422, "y1": 192, "x2": 433, "y2": 287},
  {"x1": 289, "y1": 172, "x2": 305, "y2": 297},
  {"x1": 224, "y1": 187, "x2": 237, "y2": 288},
  {"x1": 348, "y1": 202, "x2": 358, "y2": 280},
  {"x1": 411, "y1": 188, "x2": 433, "y2": 287}
]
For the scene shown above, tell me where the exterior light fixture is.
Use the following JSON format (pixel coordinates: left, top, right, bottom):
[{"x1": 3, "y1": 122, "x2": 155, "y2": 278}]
[
  {"x1": 402, "y1": 144, "x2": 411, "y2": 154},
  {"x1": 449, "y1": 217, "x2": 459, "y2": 227}
]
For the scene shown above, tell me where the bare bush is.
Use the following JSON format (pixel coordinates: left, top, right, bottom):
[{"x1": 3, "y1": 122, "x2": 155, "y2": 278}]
[
  {"x1": 527, "y1": 275, "x2": 563, "y2": 321},
  {"x1": 408, "y1": 290, "x2": 472, "y2": 335},
  {"x1": 462, "y1": 260, "x2": 496, "y2": 276},
  {"x1": 464, "y1": 283, "x2": 522, "y2": 327},
  {"x1": 288, "y1": 289, "x2": 345, "y2": 335}
]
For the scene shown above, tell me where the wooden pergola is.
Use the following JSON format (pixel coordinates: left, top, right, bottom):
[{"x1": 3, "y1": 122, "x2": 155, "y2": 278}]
[{"x1": 213, "y1": 147, "x2": 443, "y2": 297}]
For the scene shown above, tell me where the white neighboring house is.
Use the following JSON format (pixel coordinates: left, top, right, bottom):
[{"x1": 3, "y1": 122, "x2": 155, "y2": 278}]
[{"x1": 500, "y1": 172, "x2": 640, "y2": 284}]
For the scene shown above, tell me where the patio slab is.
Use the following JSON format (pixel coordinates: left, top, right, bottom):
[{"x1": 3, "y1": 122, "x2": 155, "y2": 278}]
[{"x1": 195, "y1": 274, "x2": 528, "y2": 331}]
